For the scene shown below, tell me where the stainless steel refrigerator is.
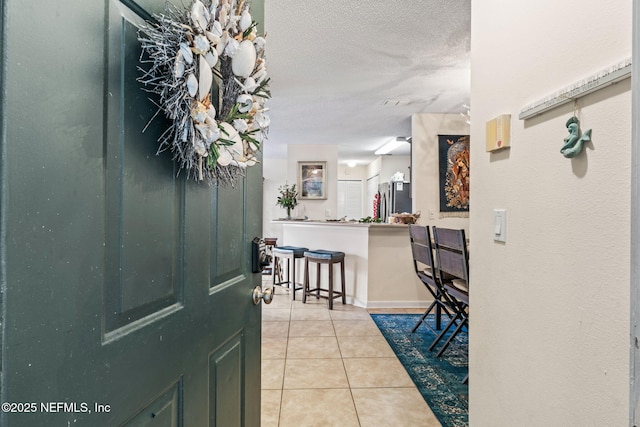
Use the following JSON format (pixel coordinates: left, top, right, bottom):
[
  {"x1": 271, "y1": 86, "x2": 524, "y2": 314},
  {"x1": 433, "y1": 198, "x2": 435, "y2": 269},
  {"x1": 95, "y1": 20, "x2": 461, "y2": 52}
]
[{"x1": 378, "y1": 181, "x2": 412, "y2": 222}]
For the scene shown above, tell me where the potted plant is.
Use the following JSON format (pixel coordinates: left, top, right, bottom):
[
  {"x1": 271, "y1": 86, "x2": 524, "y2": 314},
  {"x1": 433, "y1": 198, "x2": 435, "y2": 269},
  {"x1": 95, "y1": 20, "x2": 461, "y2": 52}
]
[{"x1": 276, "y1": 184, "x2": 298, "y2": 219}]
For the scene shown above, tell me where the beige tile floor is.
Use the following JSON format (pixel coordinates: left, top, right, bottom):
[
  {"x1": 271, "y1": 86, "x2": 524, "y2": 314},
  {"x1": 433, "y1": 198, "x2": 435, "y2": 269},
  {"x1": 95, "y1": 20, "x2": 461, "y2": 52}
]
[{"x1": 261, "y1": 282, "x2": 442, "y2": 427}]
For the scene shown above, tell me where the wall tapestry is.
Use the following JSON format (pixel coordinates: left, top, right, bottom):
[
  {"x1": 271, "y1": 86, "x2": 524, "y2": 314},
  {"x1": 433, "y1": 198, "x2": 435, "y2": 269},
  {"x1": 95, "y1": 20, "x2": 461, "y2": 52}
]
[{"x1": 439, "y1": 135, "x2": 470, "y2": 217}]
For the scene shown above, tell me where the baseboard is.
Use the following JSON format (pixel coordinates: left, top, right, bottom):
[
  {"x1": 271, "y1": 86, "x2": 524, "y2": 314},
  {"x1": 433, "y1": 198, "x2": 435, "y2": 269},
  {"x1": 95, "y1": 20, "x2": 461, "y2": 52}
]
[
  {"x1": 340, "y1": 297, "x2": 434, "y2": 310},
  {"x1": 365, "y1": 300, "x2": 433, "y2": 309},
  {"x1": 348, "y1": 297, "x2": 367, "y2": 308}
]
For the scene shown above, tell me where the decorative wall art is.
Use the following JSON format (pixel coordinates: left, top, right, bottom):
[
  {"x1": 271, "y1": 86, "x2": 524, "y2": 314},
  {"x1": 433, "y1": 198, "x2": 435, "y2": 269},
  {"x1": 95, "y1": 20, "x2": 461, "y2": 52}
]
[
  {"x1": 439, "y1": 135, "x2": 470, "y2": 217},
  {"x1": 485, "y1": 114, "x2": 511, "y2": 152},
  {"x1": 561, "y1": 116, "x2": 591, "y2": 158},
  {"x1": 137, "y1": 0, "x2": 270, "y2": 187},
  {"x1": 298, "y1": 161, "x2": 327, "y2": 200}
]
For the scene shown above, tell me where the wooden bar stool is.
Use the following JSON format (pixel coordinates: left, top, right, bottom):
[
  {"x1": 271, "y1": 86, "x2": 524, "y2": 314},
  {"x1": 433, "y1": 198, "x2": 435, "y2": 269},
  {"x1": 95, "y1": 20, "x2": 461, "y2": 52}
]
[
  {"x1": 302, "y1": 250, "x2": 346, "y2": 310},
  {"x1": 272, "y1": 246, "x2": 308, "y2": 300}
]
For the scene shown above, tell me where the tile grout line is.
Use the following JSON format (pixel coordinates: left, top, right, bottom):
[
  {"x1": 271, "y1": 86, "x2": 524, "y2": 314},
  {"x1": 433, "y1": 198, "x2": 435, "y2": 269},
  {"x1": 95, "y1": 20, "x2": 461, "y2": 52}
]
[
  {"x1": 271, "y1": 292, "x2": 291, "y2": 427},
  {"x1": 277, "y1": 293, "x2": 294, "y2": 426},
  {"x1": 265, "y1": 295, "x2": 421, "y2": 426},
  {"x1": 332, "y1": 311, "x2": 363, "y2": 427}
]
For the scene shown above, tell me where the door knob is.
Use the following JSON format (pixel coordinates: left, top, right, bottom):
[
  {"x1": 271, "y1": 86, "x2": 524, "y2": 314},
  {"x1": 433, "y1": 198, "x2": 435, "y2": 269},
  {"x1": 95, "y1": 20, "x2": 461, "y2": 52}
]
[{"x1": 252, "y1": 286, "x2": 274, "y2": 305}]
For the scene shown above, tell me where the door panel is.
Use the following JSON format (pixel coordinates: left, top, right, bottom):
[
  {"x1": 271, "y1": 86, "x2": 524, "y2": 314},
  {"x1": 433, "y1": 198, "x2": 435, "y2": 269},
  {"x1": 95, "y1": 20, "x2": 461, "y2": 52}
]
[
  {"x1": 210, "y1": 334, "x2": 244, "y2": 426},
  {"x1": 0, "y1": 0, "x2": 263, "y2": 426},
  {"x1": 122, "y1": 380, "x2": 182, "y2": 427},
  {"x1": 104, "y1": 0, "x2": 185, "y2": 335},
  {"x1": 211, "y1": 184, "x2": 246, "y2": 287}
]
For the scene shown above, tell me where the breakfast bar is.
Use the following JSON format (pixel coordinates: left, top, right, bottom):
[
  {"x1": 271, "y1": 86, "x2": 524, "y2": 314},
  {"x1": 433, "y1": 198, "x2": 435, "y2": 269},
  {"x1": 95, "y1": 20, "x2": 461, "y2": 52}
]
[{"x1": 273, "y1": 220, "x2": 428, "y2": 308}]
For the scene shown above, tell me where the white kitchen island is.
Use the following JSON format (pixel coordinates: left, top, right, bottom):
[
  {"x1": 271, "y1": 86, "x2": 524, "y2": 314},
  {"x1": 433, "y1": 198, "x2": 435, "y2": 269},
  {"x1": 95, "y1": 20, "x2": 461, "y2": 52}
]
[{"x1": 273, "y1": 220, "x2": 429, "y2": 308}]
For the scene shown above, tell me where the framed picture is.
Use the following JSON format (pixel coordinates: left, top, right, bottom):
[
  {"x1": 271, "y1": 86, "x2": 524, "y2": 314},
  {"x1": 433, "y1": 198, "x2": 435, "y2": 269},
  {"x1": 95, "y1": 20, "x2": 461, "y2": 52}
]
[
  {"x1": 438, "y1": 135, "x2": 470, "y2": 216},
  {"x1": 298, "y1": 161, "x2": 327, "y2": 200}
]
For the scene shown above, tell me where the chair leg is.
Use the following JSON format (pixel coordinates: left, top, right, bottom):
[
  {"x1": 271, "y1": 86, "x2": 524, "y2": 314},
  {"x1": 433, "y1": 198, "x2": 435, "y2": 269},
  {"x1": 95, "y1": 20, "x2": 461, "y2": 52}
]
[
  {"x1": 411, "y1": 299, "x2": 438, "y2": 333},
  {"x1": 439, "y1": 302, "x2": 455, "y2": 320},
  {"x1": 428, "y1": 313, "x2": 462, "y2": 352},
  {"x1": 436, "y1": 315, "x2": 468, "y2": 358},
  {"x1": 437, "y1": 291, "x2": 462, "y2": 329},
  {"x1": 435, "y1": 292, "x2": 458, "y2": 330}
]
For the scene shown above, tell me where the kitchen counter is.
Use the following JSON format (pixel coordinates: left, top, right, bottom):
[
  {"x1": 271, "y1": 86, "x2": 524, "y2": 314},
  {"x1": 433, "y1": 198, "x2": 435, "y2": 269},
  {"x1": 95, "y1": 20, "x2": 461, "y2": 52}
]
[
  {"x1": 272, "y1": 218, "x2": 414, "y2": 227},
  {"x1": 271, "y1": 220, "x2": 428, "y2": 308}
]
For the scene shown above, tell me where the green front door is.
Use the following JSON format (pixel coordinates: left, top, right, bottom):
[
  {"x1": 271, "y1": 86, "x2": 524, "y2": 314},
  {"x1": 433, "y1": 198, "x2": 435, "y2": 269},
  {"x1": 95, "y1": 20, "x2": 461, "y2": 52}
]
[{"x1": 0, "y1": 0, "x2": 263, "y2": 425}]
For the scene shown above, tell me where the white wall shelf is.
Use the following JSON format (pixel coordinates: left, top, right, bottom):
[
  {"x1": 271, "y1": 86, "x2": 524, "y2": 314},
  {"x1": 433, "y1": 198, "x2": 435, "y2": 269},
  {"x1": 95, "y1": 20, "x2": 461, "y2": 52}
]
[{"x1": 519, "y1": 58, "x2": 631, "y2": 120}]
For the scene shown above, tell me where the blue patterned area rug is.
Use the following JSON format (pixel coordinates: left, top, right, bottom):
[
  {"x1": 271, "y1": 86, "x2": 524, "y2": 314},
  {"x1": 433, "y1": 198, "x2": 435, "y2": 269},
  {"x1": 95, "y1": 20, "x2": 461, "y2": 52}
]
[{"x1": 371, "y1": 314, "x2": 468, "y2": 427}]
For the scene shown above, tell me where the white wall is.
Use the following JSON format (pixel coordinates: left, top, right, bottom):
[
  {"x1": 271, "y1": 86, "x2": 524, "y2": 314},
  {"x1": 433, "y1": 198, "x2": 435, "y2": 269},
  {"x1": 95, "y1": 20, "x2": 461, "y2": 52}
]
[
  {"x1": 411, "y1": 113, "x2": 470, "y2": 229},
  {"x1": 380, "y1": 155, "x2": 411, "y2": 183},
  {"x1": 367, "y1": 157, "x2": 382, "y2": 180},
  {"x1": 470, "y1": 1, "x2": 631, "y2": 426},
  {"x1": 287, "y1": 144, "x2": 338, "y2": 220},
  {"x1": 262, "y1": 145, "x2": 339, "y2": 245},
  {"x1": 262, "y1": 157, "x2": 287, "y2": 243},
  {"x1": 366, "y1": 155, "x2": 410, "y2": 182},
  {"x1": 337, "y1": 164, "x2": 367, "y2": 181}
]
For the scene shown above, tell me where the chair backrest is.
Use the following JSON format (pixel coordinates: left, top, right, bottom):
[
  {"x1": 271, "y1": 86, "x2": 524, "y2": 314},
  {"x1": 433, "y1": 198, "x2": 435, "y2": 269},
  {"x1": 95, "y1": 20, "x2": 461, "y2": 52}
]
[
  {"x1": 432, "y1": 227, "x2": 469, "y2": 284},
  {"x1": 408, "y1": 224, "x2": 435, "y2": 274}
]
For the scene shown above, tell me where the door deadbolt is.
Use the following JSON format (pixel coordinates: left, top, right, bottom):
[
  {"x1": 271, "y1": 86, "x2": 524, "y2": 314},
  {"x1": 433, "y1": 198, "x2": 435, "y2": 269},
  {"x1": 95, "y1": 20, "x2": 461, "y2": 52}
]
[{"x1": 252, "y1": 237, "x2": 272, "y2": 273}]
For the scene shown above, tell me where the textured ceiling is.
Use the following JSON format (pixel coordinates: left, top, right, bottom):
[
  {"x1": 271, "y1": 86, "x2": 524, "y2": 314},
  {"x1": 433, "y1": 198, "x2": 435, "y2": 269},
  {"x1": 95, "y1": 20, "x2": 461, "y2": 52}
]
[{"x1": 263, "y1": 0, "x2": 471, "y2": 164}]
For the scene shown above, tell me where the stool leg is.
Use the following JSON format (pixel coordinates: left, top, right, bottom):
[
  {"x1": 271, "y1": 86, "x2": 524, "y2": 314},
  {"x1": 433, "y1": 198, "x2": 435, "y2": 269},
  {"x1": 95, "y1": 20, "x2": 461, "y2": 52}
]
[
  {"x1": 315, "y1": 263, "x2": 321, "y2": 299},
  {"x1": 286, "y1": 258, "x2": 291, "y2": 289},
  {"x1": 291, "y1": 257, "x2": 297, "y2": 300},
  {"x1": 340, "y1": 259, "x2": 346, "y2": 304},
  {"x1": 328, "y1": 262, "x2": 334, "y2": 310},
  {"x1": 272, "y1": 256, "x2": 277, "y2": 286},
  {"x1": 277, "y1": 257, "x2": 284, "y2": 285},
  {"x1": 302, "y1": 257, "x2": 309, "y2": 303}
]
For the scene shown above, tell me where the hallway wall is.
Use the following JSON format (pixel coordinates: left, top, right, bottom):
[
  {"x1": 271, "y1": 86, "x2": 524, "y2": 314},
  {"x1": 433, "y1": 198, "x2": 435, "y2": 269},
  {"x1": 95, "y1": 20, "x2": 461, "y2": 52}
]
[{"x1": 470, "y1": 1, "x2": 632, "y2": 425}]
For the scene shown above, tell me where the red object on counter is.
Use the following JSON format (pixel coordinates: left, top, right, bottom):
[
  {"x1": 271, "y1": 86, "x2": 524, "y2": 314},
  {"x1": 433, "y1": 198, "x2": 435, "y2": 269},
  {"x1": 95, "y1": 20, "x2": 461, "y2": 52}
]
[{"x1": 373, "y1": 193, "x2": 380, "y2": 218}]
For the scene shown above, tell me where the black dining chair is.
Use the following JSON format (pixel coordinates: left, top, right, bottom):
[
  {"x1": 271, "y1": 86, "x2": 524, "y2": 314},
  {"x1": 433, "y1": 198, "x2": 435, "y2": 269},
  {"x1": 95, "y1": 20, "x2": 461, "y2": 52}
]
[
  {"x1": 429, "y1": 226, "x2": 469, "y2": 358},
  {"x1": 408, "y1": 224, "x2": 456, "y2": 333}
]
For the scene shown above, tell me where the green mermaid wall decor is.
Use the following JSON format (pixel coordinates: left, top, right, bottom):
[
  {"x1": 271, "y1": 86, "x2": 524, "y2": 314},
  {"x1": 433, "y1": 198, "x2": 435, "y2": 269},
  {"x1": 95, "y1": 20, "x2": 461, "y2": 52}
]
[{"x1": 561, "y1": 116, "x2": 591, "y2": 158}]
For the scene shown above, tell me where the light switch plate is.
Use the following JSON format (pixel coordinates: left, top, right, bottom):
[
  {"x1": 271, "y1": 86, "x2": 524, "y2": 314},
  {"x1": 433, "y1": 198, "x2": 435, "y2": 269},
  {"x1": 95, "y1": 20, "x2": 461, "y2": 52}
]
[{"x1": 493, "y1": 209, "x2": 506, "y2": 242}]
